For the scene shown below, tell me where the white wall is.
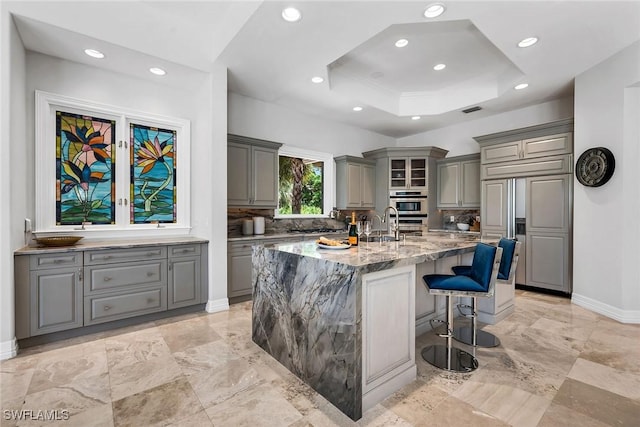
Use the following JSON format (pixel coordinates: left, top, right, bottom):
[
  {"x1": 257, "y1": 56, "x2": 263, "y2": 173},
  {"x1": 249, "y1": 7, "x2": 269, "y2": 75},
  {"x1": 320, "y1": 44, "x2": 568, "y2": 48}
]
[
  {"x1": 228, "y1": 92, "x2": 396, "y2": 156},
  {"x1": 572, "y1": 41, "x2": 640, "y2": 323},
  {"x1": 397, "y1": 97, "x2": 574, "y2": 156},
  {"x1": 0, "y1": 8, "x2": 27, "y2": 359}
]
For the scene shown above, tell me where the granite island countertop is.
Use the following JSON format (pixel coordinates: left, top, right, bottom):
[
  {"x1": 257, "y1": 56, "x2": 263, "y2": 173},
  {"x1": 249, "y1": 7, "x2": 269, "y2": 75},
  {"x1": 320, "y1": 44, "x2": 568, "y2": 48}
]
[{"x1": 261, "y1": 231, "x2": 494, "y2": 271}]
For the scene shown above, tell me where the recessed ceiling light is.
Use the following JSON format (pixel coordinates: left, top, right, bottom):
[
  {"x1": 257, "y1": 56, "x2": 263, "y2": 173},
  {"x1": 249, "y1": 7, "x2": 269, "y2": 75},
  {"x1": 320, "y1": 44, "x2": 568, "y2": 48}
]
[
  {"x1": 149, "y1": 67, "x2": 166, "y2": 76},
  {"x1": 395, "y1": 39, "x2": 409, "y2": 48},
  {"x1": 311, "y1": 76, "x2": 324, "y2": 84},
  {"x1": 84, "y1": 49, "x2": 104, "y2": 59},
  {"x1": 433, "y1": 63, "x2": 446, "y2": 71},
  {"x1": 518, "y1": 37, "x2": 538, "y2": 48},
  {"x1": 411, "y1": 116, "x2": 421, "y2": 120},
  {"x1": 282, "y1": 7, "x2": 302, "y2": 22},
  {"x1": 353, "y1": 106, "x2": 363, "y2": 112},
  {"x1": 515, "y1": 83, "x2": 529, "y2": 90},
  {"x1": 424, "y1": 3, "x2": 446, "y2": 18}
]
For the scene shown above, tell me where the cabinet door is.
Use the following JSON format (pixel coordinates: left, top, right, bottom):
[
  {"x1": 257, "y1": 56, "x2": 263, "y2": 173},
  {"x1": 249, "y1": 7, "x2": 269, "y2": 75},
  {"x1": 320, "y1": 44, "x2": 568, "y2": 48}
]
[
  {"x1": 481, "y1": 179, "x2": 508, "y2": 232},
  {"x1": 436, "y1": 162, "x2": 460, "y2": 208},
  {"x1": 526, "y1": 175, "x2": 570, "y2": 233},
  {"x1": 389, "y1": 158, "x2": 408, "y2": 189},
  {"x1": 228, "y1": 242, "x2": 257, "y2": 299},
  {"x1": 253, "y1": 146, "x2": 279, "y2": 207},
  {"x1": 30, "y1": 268, "x2": 82, "y2": 336},
  {"x1": 228, "y1": 142, "x2": 252, "y2": 206},
  {"x1": 522, "y1": 133, "x2": 572, "y2": 159},
  {"x1": 526, "y1": 232, "x2": 571, "y2": 293},
  {"x1": 460, "y1": 160, "x2": 480, "y2": 207},
  {"x1": 481, "y1": 141, "x2": 521, "y2": 164},
  {"x1": 409, "y1": 158, "x2": 427, "y2": 189},
  {"x1": 168, "y1": 256, "x2": 201, "y2": 309},
  {"x1": 362, "y1": 164, "x2": 376, "y2": 207},
  {"x1": 346, "y1": 163, "x2": 362, "y2": 207}
]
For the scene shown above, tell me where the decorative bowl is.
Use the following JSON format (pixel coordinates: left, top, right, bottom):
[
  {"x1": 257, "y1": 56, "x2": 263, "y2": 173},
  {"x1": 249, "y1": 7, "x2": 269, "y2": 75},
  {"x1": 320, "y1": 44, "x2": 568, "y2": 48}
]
[
  {"x1": 34, "y1": 236, "x2": 84, "y2": 247},
  {"x1": 456, "y1": 223, "x2": 470, "y2": 231}
]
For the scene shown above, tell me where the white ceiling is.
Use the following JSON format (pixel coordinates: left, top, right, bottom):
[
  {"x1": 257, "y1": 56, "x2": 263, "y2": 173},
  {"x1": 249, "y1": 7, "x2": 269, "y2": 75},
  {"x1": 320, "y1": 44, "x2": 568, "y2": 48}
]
[{"x1": 7, "y1": 1, "x2": 640, "y2": 138}]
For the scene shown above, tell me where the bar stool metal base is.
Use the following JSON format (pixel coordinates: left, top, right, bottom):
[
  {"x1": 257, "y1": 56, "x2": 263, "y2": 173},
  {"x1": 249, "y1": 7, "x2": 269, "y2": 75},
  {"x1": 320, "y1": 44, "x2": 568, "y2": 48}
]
[
  {"x1": 421, "y1": 344, "x2": 478, "y2": 373},
  {"x1": 453, "y1": 326, "x2": 501, "y2": 348}
]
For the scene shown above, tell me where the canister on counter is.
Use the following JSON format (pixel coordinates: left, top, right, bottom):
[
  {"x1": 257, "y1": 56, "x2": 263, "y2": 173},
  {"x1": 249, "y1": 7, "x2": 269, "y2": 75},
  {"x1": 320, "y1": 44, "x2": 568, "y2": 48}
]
[
  {"x1": 242, "y1": 219, "x2": 254, "y2": 235},
  {"x1": 253, "y1": 217, "x2": 265, "y2": 235}
]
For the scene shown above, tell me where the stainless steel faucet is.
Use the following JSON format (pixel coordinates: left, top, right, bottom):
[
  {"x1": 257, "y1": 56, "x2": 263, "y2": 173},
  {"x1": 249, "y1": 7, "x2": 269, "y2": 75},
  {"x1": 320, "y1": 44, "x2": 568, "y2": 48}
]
[{"x1": 383, "y1": 205, "x2": 400, "y2": 241}]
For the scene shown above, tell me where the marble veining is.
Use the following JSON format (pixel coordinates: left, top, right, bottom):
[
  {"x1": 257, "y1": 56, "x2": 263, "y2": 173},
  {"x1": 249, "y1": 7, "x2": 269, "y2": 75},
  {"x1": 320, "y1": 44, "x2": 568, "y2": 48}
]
[
  {"x1": 14, "y1": 236, "x2": 208, "y2": 255},
  {"x1": 252, "y1": 231, "x2": 494, "y2": 420}
]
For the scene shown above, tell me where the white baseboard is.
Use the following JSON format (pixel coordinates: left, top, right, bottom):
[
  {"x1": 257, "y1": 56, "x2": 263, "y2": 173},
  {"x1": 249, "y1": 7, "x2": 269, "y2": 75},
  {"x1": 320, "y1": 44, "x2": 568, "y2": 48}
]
[
  {"x1": 572, "y1": 293, "x2": 640, "y2": 324},
  {"x1": 477, "y1": 305, "x2": 515, "y2": 325},
  {"x1": 205, "y1": 297, "x2": 229, "y2": 313},
  {"x1": 362, "y1": 364, "x2": 416, "y2": 413},
  {"x1": 0, "y1": 337, "x2": 18, "y2": 360}
]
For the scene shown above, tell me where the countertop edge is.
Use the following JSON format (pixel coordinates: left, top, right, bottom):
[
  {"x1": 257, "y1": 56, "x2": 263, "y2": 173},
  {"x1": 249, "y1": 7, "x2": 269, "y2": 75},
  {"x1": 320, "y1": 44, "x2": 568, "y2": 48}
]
[{"x1": 15, "y1": 236, "x2": 209, "y2": 255}]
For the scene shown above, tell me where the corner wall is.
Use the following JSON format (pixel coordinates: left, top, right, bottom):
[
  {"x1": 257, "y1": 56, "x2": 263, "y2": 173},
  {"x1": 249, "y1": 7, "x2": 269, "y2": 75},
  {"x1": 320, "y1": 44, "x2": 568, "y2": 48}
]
[
  {"x1": 0, "y1": 10, "x2": 26, "y2": 359},
  {"x1": 572, "y1": 40, "x2": 640, "y2": 323}
]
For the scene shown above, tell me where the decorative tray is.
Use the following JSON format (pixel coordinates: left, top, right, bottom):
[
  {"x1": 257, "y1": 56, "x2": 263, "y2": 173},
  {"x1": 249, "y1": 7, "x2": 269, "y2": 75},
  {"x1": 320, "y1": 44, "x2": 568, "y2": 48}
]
[{"x1": 34, "y1": 236, "x2": 84, "y2": 247}]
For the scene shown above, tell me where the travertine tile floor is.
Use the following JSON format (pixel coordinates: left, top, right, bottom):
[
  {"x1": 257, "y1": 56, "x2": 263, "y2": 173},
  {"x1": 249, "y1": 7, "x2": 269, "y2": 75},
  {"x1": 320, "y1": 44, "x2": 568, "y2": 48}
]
[{"x1": 1, "y1": 290, "x2": 639, "y2": 426}]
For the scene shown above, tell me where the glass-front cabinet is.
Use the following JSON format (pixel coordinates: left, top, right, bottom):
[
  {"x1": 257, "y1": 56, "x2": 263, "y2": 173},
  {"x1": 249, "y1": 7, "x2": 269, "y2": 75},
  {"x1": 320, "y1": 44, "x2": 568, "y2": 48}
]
[{"x1": 389, "y1": 157, "x2": 427, "y2": 189}]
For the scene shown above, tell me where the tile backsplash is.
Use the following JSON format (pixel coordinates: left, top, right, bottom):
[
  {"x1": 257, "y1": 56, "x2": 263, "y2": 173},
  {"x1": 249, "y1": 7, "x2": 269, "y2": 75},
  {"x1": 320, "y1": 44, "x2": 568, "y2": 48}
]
[
  {"x1": 439, "y1": 209, "x2": 480, "y2": 230},
  {"x1": 228, "y1": 208, "x2": 357, "y2": 237}
]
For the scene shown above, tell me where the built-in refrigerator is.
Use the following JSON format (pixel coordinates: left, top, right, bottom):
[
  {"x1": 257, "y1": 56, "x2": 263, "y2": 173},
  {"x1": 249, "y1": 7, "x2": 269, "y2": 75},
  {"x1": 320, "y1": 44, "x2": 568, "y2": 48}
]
[{"x1": 483, "y1": 174, "x2": 572, "y2": 293}]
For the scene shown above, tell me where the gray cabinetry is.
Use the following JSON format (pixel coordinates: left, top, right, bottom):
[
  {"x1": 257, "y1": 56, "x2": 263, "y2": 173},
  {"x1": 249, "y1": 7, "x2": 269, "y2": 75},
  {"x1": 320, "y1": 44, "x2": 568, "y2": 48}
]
[
  {"x1": 227, "y1": 134, "x2": 282, "y2": 208},
  {"x1": 481, "y1": 132, "x2": 572, "y2": 164},
  {"x1": 335, "y1": 156, "x2": 376, "y2": 209},
  {"x1": 168, "y1": 244, "x2": 203, "y2": 309},
  {"x1": 14, "y1": 240, "x2": 208, "y2": 339},
  {"x1": 436, "y1": 155, "x2": 480, "y2": 208},
  {"x1": 481, "y1": 179, "x2": 508, "y2": 236},
  {"x1": 389, "y1": 157, "x2": 427, "y2": 190},
  {"x1": 27, "y1": 253, "x2": 83, "y2": 336},
  {"x1": 228, "y1": 240, "x2": 260, "y2": 301}
]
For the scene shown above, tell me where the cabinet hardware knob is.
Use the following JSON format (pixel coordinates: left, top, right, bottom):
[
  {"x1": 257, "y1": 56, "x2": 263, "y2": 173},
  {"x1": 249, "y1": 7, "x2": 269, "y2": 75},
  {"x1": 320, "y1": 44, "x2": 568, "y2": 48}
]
[
  {"x1": 169, "y1": 263, "x2": 172, "y2": 271},
  {"x1": 103, "y1": 255, "x2": 112, "y2": 260},
  {"x1": 103, "y1": 276, "x2": 112, "y2": 281},
  {"x1": 147, "y1": 252, "x2": 156, "y2": 256},
  {"x1": 103, "y1": 305, "x2": 111, "y2": 311},
  {"x1": 147, "y1": 271, "x2": 154, "y2": 277},
  {"x1": 78, "y1": 269, "x2": 83, "y2": 281},
  {"x1": 147, "y1": 298, "x2": 155, "y2": 304},
  {"x1": 54, "y1": 259, "x2": 62, "y2": 264}
]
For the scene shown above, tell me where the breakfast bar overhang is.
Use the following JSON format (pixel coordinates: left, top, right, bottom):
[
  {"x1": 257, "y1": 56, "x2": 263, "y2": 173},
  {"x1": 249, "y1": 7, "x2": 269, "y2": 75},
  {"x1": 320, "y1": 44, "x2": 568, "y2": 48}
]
[{"x1": 251, "y1": 232, "x2": 496, "y2": 421}]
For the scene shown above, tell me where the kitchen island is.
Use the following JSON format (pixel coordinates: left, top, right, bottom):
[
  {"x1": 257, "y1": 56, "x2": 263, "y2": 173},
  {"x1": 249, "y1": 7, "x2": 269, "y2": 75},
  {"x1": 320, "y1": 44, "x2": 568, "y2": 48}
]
[{"x1": 251, "y1": 232, "x2": 494, "y2": 421}]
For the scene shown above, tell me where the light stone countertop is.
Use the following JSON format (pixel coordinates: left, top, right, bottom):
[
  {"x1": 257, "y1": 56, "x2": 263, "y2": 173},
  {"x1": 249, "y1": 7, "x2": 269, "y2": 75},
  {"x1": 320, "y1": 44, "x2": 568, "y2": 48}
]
[
  {"x1": 262, "y1": 231, "x2": 496, "y2": 269},
  {"x1": 228, "y1": 230, "x2": 346, "y2": 242},
  {"x1": 15, "y1": 236, "x2": 209, "y2": 255}
]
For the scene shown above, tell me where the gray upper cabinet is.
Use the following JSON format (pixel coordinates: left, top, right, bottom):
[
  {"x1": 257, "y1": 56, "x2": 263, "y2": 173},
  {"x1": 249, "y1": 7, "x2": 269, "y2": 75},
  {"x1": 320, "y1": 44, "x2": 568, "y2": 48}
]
[
  {"x1": 335, "y1": 156, "x2": 376, "y2": 209},
  {"x1": 481, "y1": 132, "x2": 572, "y2": 164},
  {"x1": 436, "y1": 155, "x2": 480, "y2": 209},
  {"x1": 228, "y1": 134, "x2": 282, "y2": 208},
  {"x1": 389, "y1": 157, "x2": 427, "y2": 190}
]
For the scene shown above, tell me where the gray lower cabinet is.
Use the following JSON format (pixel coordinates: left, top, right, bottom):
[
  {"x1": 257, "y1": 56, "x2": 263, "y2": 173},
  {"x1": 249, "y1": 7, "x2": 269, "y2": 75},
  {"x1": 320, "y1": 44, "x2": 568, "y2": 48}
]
[
  {"x1": 168, "y1": 244, "x2": 203, "y2": 309},
  {"x1": 15, "y1": 240, "x2": 208, "y2": 339}
]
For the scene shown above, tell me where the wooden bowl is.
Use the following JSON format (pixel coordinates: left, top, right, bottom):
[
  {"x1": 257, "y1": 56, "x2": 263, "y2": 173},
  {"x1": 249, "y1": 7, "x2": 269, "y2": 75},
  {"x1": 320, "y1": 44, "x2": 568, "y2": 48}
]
[{"x1": 34, "y1": 236, "x2": 83, "y2": 247}]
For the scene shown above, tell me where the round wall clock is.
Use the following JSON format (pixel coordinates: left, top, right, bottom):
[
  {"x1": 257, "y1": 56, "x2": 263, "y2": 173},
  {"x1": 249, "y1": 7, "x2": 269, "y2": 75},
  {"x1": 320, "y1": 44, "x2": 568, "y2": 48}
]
[{"x1": 575, "y1": 147, "x2": 615, "y2": 187}]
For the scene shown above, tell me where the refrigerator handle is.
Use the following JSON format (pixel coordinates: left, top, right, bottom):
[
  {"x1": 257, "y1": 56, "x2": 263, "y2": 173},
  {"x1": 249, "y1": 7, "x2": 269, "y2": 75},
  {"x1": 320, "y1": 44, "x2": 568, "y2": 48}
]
[{"x1": 506, "y1": 179, "x2": 515, "y2": 239}]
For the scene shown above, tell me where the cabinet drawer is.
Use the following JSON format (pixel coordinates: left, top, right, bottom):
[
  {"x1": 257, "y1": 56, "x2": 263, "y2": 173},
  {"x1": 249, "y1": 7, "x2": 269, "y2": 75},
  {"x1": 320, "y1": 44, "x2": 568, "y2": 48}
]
[
  {"x1": 169, "y1": 244, "x2": 201, "y2": 258},
  {"x1": 84, "y1": 247, "x2": 167, "y2": 265},
  {"x1": 85, "y1": 260, "x2": 166, "y2": 294},
  {"x1": 30, "y1": 252, "x2": 82, "y2": 270},
  {"x1": 84, "y1": 287, "x2": 166, "y2": 325},
  {"x1": 228, "y1": 240, "x2": 262, "y2": 253}
]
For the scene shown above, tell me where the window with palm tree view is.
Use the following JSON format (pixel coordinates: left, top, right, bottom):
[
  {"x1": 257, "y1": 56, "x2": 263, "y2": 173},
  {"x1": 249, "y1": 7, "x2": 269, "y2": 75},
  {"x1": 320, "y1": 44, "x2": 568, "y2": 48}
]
[{"x1": 278, "y1": 155, "x2": 324, "y2": 215}]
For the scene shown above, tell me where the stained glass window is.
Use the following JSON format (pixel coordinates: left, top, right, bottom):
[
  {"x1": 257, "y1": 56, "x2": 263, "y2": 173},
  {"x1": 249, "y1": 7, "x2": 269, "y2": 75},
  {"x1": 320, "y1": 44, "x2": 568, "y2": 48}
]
[
  {"x1": 56, "y1": 111, "x2": 115, "y2": 225},
  {"x1": 130, "y1": 124, "x2": 177, "y2": 224}
]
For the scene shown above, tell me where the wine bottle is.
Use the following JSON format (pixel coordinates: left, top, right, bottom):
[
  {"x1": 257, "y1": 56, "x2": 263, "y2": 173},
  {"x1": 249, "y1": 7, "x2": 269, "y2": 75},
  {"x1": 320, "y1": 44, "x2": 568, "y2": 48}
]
[{"x1": 348, "y1": 211, "x2": 358, "y2": 246}]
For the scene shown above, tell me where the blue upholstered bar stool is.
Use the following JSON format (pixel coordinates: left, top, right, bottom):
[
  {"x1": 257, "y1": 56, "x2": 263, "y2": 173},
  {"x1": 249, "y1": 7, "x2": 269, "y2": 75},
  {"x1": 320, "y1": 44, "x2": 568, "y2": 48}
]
[
  {"x1": 451, "y1": 238, "x2": 521, "y2": 348},
  {"x1": 421, "y1": 243, "x2": 503, "y2": 372}
]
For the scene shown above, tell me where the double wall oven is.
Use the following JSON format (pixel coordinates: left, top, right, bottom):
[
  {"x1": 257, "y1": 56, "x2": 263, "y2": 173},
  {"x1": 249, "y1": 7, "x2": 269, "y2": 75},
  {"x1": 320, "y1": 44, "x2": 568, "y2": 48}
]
[{"x1": 389, "y1": 190, "x2": 428, "y2": 232}]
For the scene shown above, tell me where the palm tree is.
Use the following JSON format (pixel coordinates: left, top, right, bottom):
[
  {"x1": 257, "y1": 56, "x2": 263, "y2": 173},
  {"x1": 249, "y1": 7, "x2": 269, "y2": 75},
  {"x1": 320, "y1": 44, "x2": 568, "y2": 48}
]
[{"x1": 279, "y1": 156, "x2": 312, "y2": 214}]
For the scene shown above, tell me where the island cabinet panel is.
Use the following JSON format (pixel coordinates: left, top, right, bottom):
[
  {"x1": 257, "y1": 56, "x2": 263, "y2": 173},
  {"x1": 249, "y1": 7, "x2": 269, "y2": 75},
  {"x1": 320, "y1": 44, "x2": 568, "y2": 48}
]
[
  {"x1": 362, "y1": 266, "x2": 416, "y2": 412},
  {"x1": 14, "y1": 239, "x2": 208, "y2": 340}
]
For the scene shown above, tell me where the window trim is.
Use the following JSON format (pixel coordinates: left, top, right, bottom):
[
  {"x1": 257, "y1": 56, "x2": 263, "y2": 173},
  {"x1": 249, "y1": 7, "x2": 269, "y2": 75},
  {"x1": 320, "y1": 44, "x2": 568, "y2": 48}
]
[
  {"x1": 275, "y1": 145, "x2": 334, "y2": 219},
  {"x1": 34, "y1": 90, "x2": 191, "y2": 237}
]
